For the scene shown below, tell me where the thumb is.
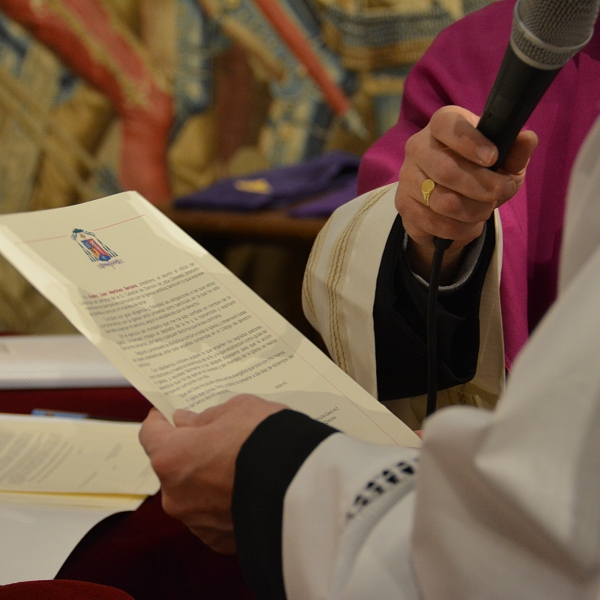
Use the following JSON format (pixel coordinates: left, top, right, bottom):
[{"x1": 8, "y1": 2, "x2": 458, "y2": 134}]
[
  {"x1": 173, "y1": 409, "x2": 199, "y2": 427},
  {"x1": 499, "y1": 129, "x2": 538, "y2": 176}
]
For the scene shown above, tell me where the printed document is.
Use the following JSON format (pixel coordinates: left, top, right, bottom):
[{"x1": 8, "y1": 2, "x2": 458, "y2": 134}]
[{"x1": 0, "y1": 192, "x2": 418, "y2": 446}]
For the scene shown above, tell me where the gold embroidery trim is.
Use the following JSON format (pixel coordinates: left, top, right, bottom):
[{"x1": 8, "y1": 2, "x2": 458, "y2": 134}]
[{"x1": 326, "y1": 185, "x2": 390, "y2": 372}]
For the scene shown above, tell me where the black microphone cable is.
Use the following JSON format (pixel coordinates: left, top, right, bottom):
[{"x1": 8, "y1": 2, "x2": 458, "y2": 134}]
[{"x1": 425, "y1": 236, "x2": 452, "y2": 417}]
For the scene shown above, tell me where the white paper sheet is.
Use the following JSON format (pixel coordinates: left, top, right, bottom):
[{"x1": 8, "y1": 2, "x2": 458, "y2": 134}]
[
  {"x1": 0, "y1": 414, "x2": 159, "y2": 495},
  {"x1": 0, "y1": 334, "x2": 130, "y2": 389},
  {"x1": 0, "y1": 496, "x2": 144, "y2": 584},
  {"x1": 0, "y1": 414, "x2": 158, "y2": 584}
]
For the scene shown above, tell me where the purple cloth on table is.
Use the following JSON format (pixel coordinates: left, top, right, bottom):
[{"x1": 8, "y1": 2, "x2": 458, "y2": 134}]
[
  {"x1": 357, "y1": 0, "x2": 600, "y2": 370},
  {"x1": 174, "y1": 151, "x2": 360, "y2": 211},
  {"x1": 288, "y1": 179, "x2": 357, "y2": 218}
]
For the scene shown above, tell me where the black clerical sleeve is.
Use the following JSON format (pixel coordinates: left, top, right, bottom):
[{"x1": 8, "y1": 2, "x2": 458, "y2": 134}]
[
  {"x1": 374, "y1": 215, "x2": 496, "y2": 400},
  {"x1": 232, "y1": 409, "x2": 338, "y2": 600}
]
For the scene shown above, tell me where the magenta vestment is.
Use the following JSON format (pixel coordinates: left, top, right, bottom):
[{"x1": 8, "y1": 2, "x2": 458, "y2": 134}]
[{"x1": 357, "y1": 0, "x2": 600, "y2": 370}]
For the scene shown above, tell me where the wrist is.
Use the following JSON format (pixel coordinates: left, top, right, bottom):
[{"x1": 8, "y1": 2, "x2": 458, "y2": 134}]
[{"x1": 406, "y1": 239, "x2": 465, "y2": 284}]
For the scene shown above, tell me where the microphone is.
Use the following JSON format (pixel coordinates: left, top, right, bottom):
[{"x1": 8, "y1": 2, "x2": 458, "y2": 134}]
[{"x1": 478, "y1": 0, "x2": 600, "y2": 171}]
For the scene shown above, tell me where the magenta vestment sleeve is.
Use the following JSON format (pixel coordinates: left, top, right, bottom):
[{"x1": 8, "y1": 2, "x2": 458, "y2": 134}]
[{"x1": 357, "y1": 0, "x2": 600, "y2": 369}]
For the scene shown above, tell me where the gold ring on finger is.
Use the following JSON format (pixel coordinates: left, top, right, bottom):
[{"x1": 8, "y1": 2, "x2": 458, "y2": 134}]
[{"x1": 421, "y1": 178, "x2": 436, "y2": 207}]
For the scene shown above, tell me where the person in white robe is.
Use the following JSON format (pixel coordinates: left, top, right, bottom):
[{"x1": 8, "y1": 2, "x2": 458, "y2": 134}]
[{"x1": 140, "y1": 112, "x2": 600, "y2": 599}]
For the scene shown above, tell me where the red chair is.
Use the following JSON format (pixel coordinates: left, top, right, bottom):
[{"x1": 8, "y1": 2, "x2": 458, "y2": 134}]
[{"x1": 0, "y1": 580, "x2": 135, "y2": 599}]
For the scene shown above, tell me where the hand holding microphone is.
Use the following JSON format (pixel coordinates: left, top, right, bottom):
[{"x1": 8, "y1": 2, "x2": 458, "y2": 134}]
[
  {"x1": 397, "y1": 0, "x2": 600, "y2": 281},
  {"x1": 395, "y1": 106, "x2": 536, "y2": 282}
]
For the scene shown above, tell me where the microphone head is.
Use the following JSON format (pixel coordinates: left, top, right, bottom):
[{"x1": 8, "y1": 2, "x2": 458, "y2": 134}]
[{"x1": 511, "y1": 0, "x2": 600, "y2": 69}]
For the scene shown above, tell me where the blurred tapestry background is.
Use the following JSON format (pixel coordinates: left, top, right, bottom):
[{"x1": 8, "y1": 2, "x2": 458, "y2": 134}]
[{"x1": 0, "y1": 0, "x2": 491, "y2": 334}]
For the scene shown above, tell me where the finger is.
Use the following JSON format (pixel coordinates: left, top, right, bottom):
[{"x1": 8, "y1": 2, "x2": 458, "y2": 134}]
[
  {"x1": 404, "y1": 201, "x2": 486, "y2": 248},
  {"x1": 429, "y1": 106, "x2": 498, "y2": 167},
  {"x1": 417, "y1": 147, "x2": 517, "y2": 206},
  {"x1": 429, "y1": 187, "x2": 496, "y2": 230},
  {"x1": 192, "y1": 394, "x2": 281, "y2": 425},
  {"x1": 405, "y1": 129, "x2": 516, "y2": 208},
  {"x1": 173, "y1": 409, "x2": 199, "y2": 427},
  {"x1": 139, "y1": 408, "x2": 173, "y2": 452},
  {"x1": 181, "y1": 402, "x2": 233, "y2": 427},
  {"x1": 400, "y1": 163, "x2": 496, "y2": 236},
  {"x1": 498, "y1": 129, "x2": 538, "y2": 176},
  {"x1": 171, "y1": 401, "x2": 239, "y2": 430},
  {"x1": 416, "y1": 177, "x2": 498, "y2": 224},
  {"x1": 142, "y1": 407, "x2": 171, "y2": 429},
  {"x1": 430, "y1": 108, "x2": 538, "y2": 177},
  {"x1": 171, "y1": 395, "x2": 264, "y2": 430},
  {"x1": 398, "y1": 177, "x2": 480, "y2": 247}
]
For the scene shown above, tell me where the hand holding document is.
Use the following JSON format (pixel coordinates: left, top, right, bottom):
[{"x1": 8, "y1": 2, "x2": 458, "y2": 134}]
[{"x1": 0, "y1": 191, "x2": 419, "y2": 447}]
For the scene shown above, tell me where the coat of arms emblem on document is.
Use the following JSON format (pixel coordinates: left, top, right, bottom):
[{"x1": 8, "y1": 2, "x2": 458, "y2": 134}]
[{"x1": 72, "y1": 228, "x2": 119, "y2": 265}]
